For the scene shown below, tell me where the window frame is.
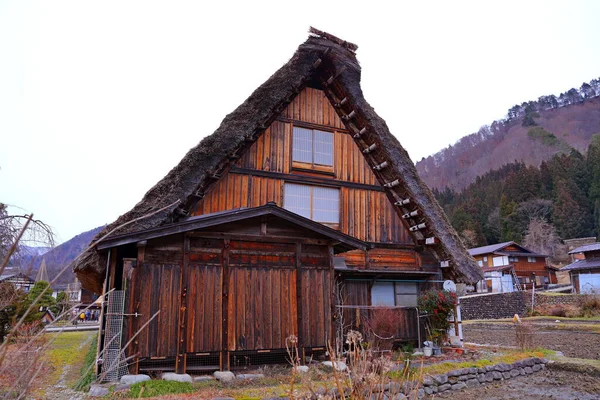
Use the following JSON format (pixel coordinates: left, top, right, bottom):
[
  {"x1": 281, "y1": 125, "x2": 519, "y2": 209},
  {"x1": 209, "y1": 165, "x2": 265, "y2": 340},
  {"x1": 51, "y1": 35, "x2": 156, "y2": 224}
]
[
  {"x1": 370, "y1": 281, "x2": 419, "y2": 307},
  {"x1": 283, "y1": 183, "x2": 340, "y2": 226},
  {"x1": 291, "y1": 126, "x2": 335, "y2": 174},
  {"x1": 527, "y1": 256, "x2": 536, "y2": 263}
]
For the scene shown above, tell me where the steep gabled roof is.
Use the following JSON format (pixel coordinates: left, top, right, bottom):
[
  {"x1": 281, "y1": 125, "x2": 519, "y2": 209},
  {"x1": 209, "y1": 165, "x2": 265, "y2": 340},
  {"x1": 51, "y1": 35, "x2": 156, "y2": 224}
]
[
  {"x1": 74, "y1": 28, "x2": 482, "y2": 293},
  {"x1": 468, "y1": 241, "x2": 546, "y2": 257},
  {"x1": 468, "y1": 241, "x2": 515, "y2": 256}
]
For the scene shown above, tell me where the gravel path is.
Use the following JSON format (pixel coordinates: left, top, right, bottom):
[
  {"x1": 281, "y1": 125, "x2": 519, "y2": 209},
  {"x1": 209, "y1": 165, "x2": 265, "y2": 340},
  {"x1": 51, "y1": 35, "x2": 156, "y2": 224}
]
[{"x1": 42, "y1": 334, "x2": 94, "y2": 400}]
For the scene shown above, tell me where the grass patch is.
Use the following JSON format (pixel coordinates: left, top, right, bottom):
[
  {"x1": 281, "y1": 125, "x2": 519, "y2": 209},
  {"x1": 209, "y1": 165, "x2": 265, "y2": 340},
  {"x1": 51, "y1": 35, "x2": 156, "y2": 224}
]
[
  {"x1": 128, "y1": 380, "x2": 195, "y2": 398},
  {"x1": 464, "y1": 316, "x2": 600, "y2": 324},
  {"x1": 44, "y1": 331, "x2": 96, "y2": 387},
  {"x1": 73, "y1": 334, "x2": 98, "y2": 392},
  {"x1": 415, "y1": 349, "x2": 553, "y2": 376}
]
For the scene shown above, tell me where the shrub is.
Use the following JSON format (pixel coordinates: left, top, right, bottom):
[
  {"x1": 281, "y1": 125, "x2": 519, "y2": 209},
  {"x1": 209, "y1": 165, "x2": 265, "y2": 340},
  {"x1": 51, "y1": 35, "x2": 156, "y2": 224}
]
[
  {"x1": 579, "y1": 295, "x2": 600, "y2": 317},
  {"x1": 418, "y1": 290, "x2": 457, "y2": 346},
  {"x1": 363, "y1": 307, "x2": 404, "y2": 351},
  {"x1": 514, "y1": 321, "x2": 535, "y2": 350}
]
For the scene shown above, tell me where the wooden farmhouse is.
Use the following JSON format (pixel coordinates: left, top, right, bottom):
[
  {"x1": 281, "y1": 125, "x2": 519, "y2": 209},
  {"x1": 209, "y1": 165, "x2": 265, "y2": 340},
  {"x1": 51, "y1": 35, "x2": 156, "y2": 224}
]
[
  {"x1": 73, "y1": 29, "x2": 481, "y2": 377},
  {"x1": 564, "y1": 243, "x2": 600, "y2": 293},
  {"x1": 468, "y1": 241, "x2": 557, "y2": 293}
]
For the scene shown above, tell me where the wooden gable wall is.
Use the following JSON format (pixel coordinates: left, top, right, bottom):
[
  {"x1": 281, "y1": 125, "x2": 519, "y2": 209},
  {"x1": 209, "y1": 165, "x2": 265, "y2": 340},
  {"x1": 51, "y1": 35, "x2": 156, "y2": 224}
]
[{"x1": 191, "y1": 87, "x2": 417, "y2": 268}]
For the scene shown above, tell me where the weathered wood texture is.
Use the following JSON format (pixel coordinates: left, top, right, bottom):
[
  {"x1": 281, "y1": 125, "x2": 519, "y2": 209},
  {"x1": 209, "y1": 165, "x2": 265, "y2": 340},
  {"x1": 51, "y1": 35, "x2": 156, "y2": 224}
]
[
  {"x1": 125, "y1": 224, "x2": 334, "y2": 365},
  {"x1": 191, "y1": 86, "x2": 413, "y2": 248},
  {"x1": 192, "y1": 173, "x2": 410, "y2": 245}
]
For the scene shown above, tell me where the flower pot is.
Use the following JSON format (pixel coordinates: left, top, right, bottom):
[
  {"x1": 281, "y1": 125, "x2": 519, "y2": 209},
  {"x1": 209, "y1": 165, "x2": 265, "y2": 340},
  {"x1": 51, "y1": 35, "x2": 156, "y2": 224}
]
[{"x1": 423, "y1": 347, "x2": 433, "y2": 357}]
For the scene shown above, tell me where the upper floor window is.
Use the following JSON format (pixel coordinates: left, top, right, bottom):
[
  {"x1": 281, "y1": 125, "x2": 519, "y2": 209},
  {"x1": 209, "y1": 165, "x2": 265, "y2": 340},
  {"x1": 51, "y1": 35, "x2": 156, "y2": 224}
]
[
  {"x1": 477, "y1": 260, "x2": 483, "y2": 267},
  {"x1": 508, "y1": 256, "x2": 518, "y2": 263},
  {"x1": 527, "y1": 256, "x2": 536, "y2": 263},
  {"x1": 283, "y1": 183, "x2": 339, "y2": 224},
  {"x1": 292, "y1": 126, "x2": 334, "y2": 171}
]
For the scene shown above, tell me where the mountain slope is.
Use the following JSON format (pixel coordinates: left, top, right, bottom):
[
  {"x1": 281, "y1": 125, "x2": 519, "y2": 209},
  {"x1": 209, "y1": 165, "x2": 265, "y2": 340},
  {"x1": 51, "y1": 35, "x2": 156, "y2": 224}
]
[
  {"x1": 417, "y1": 84, "x2": 600, "y2": 191},
  {"x1": 20, "y1": 226, "x2": 103, "y2": 285}
]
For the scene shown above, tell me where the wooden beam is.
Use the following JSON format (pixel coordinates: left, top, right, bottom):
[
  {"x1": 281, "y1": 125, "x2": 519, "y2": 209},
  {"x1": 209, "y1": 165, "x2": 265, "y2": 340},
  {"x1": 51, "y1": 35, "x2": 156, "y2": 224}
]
[
  {"x1": 175, "y1": 236, "x2": 190, "y2": 373},
  {"x1": 221, "y1": 239, "x2": 230, "y2": 371},
  {"x1": 394, "y1": 198, "x2": 411, "y2": 206},
  {"x1": 409, "y1": 223, "x2": 427, "y2": 232},
  {"x1": 373, "y1": 161, "x2": 388, "y2": 171},
  {"x1": 363, "y1": 143, "x2": 377, "y2": 154},
  {"x1": 384, "y1": 179, "x2": 400, "y2": 188},
  {"x1": 402, "y1": 210, "x2": 420, "y2": 219},
  {"x1": 295, "y1": 243, "x2": 304, "y2": 358},
  {"x1": 230, "y1": 167, "x2": 384, "y2": 192}
]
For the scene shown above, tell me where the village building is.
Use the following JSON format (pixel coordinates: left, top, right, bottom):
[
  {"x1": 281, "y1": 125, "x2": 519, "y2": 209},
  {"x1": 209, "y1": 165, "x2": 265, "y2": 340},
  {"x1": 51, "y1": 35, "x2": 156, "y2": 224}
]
[
  {"x1": 0, "y1": 271, "x2": 35, "y2": 293},
  {"x1": 563, "y1": 243, "x2": 600, "y2": 293},
  {"x1": 469, "y1": 241, "x2": 557, "y2": 293},
  {"x1": 73, "y1": 29, "x2": 481, "y2": 377}
]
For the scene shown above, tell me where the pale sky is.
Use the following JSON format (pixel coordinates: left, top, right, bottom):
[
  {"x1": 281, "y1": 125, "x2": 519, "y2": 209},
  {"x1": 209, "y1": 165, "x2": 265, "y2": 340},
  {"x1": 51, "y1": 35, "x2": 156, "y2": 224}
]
[{"x1": 1, "y1": 0, "x2": 599, "y2": 244}]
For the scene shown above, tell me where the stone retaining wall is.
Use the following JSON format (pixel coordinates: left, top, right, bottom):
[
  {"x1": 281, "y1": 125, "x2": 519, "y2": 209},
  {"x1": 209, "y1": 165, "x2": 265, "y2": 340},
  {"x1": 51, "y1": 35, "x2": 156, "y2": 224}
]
[
  {"x1": 460, "y1": 291, "x2": 527, "y2": 320},
  {"x1": 362, "y1": 357, "x2": 549, "y2": 399},
  {"x1": 527, "y1": 293, "x2": 585, "y2": 308},
  {"x1": 460, "y1": 291, "x2": 595, "y2": 320}
]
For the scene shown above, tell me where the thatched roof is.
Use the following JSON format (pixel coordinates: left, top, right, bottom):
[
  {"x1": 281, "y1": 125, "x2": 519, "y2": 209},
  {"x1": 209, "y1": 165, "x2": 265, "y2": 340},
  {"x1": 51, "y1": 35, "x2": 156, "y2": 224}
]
[{"x1": 74, "y1": 28, "x2": 482, "y2": 293}]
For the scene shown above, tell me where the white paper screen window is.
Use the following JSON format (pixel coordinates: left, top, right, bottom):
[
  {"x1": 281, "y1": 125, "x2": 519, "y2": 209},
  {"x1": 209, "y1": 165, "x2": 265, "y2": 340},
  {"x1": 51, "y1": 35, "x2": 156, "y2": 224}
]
[
  {"x1": 292, "y1": 127, "x2": 333, "y2": 166},
  {"x1": 283, "y1": 183, "x2": 339, "y2": 223}
]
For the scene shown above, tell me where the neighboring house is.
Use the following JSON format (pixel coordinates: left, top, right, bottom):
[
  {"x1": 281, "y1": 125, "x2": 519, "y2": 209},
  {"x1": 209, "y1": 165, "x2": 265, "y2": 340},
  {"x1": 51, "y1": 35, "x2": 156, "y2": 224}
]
[
  {"x1": 564, "y1": 243, "x2": 600, "y2": 294},
  {"x1": 41, "y1": 309, "x2": 55, "y2": 325},
  {"x1": 73, "y1": 29, "x2": 481, "y2": 376},
  {"x1": 469, "y1": 241, "x2": 557, "y2": 293},
  {"x1": 0, "y1": 272, "x2": 35, "y2": 293}
]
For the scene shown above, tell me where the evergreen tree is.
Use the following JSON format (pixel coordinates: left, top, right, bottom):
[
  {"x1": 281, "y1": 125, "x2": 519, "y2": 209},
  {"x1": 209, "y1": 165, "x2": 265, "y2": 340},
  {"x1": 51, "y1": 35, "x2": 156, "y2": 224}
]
[
  {"x1": 552, "y1": 180, "x2": 593, "y2": 239},
  {"x1": 499, "y1": 194, "x2": 521, "y2": 242},
  {"x1": 19, "y1": 281, "x2": 56, "y2": 323}
]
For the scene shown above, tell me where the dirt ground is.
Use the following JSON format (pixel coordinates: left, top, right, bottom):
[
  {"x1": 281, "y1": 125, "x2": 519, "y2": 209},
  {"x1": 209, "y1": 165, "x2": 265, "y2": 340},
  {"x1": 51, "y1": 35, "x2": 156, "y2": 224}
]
[
  {"x1": 463, "y1": 320, "x2": 600, "y2": 359},
  {"x1": 433, "y1": 367, "x2": 600, "y2": 400}
]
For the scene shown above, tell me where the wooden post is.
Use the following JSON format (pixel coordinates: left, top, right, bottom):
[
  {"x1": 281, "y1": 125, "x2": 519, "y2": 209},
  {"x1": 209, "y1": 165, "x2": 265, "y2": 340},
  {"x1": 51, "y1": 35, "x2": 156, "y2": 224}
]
[
  {"x1": 175, "y1": 236, "x2": 190, "y2": 373},
  {"x1": 221, "y1": 239, "x2": 230, "y2": 371},
  {"x1": 328, "y1": 245, "x2": 336, "y2": 353},
  {"x1": 295, "y1": 243, "x2": 304, "y2": 363},
  {"x1": 129, "y1": 244, "x2": 144, "y2": 374}
]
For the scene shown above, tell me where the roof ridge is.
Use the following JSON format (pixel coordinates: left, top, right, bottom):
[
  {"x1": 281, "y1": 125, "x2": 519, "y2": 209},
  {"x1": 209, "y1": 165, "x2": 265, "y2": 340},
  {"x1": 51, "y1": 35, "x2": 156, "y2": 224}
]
[{"x1": 308, "y1": 27, "x2": 358, "y2": 53}]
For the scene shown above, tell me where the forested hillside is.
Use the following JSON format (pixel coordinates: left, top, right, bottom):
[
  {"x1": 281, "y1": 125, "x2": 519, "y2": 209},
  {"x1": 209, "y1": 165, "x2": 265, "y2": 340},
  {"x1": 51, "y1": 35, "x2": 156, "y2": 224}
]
[
  {"x1": 417, "y1": 78, "x2": 600, "y2": 191},
  {"x1": 19, "y1": 226, "x2": 103, "y2": 285},
  {"x1": 435, "y1": 135, "x2": 600, "y2": 262}
]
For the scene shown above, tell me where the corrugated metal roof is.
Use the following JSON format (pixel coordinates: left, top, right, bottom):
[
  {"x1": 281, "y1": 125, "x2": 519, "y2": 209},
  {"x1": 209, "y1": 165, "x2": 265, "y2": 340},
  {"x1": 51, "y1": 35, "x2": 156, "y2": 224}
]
[
  {"x1": 468, "y1": 241, "x2": 514, "y2": 256},
  {"x1": 568, "y1": 243, "x2": 600, "y2": 255},
  {"x1": 562, "y1": 257, "x2": 600, "y2": 271}
]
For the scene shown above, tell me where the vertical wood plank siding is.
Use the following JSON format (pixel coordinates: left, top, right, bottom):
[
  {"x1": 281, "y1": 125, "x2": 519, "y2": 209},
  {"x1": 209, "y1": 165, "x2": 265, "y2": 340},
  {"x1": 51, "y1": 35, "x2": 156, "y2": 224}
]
[
  {"x1": 193, "y1": 86, "x2": 412, "y2": 247},
  {"x1": 129, "y1": 233, "x2": 332, "y2": 361}
]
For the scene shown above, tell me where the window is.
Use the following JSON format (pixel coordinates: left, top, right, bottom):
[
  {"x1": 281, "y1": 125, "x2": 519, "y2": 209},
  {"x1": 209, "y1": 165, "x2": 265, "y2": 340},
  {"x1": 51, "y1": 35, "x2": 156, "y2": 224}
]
[
  {"x1": 527, "y1": 256, "x2": 536, "y2": 263},
  {"x1": 483, "y1": 256, "x2": 488, "y2": 262},
  {"x1": 395, "y1": 282, "x2": 418, "y2": 307},
  {"x1": 292, "y1": 127, "x2": 334, "y2": 170},
  {"x1": 370, "y1": 281, "x2": 418, "y2": 307},
  {"x1": 283, "y1": 183, "x2": 339, "y2": 223},
  {"x1": 508, "y1": 256, "x2": 518, "y2": 263},
  {"x1": 371, "y1": 282, "x2": 395, "y2": 306},
  {"x1": 477, "y1": 260, "x2": 483, "y2": 267},
  {"x1": 492, "y1": 256, "x2": 509, "y2": 267}
]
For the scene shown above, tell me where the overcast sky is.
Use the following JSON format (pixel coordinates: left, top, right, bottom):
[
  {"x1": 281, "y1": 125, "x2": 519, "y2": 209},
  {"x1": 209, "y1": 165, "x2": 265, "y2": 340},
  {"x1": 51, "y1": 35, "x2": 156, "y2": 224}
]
[{"x1": 1, "y1": 0, "x2": 599, "y2": 244}]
